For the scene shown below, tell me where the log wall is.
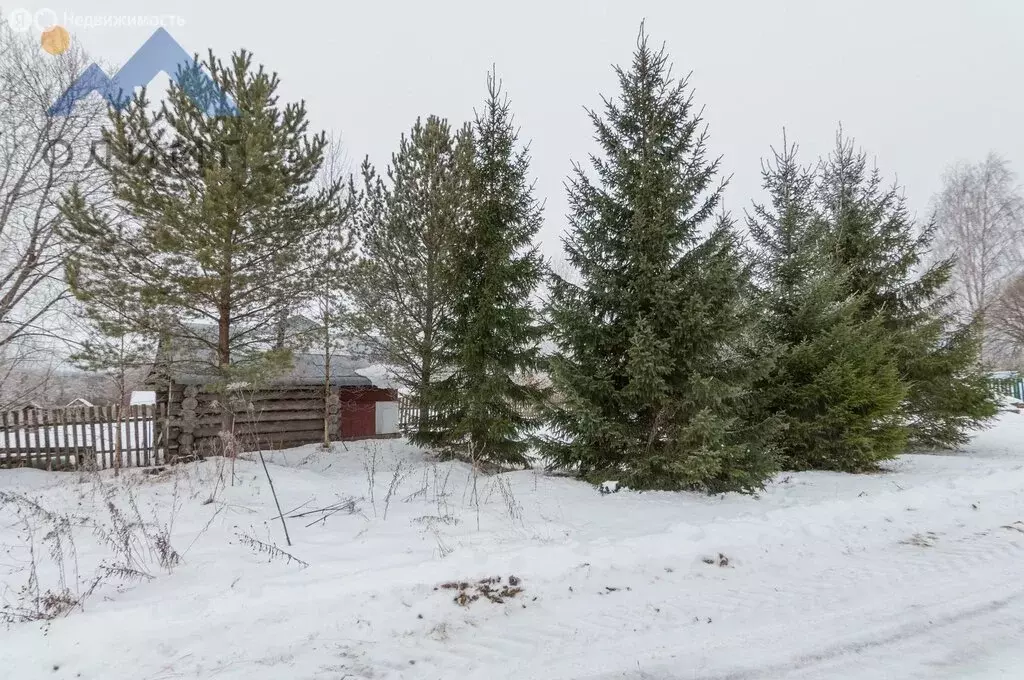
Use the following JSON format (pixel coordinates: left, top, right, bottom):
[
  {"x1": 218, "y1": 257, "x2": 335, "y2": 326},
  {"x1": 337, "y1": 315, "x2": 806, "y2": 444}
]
[{"x1": 157, "y1": 383, "x2": 389, "y2": 459}]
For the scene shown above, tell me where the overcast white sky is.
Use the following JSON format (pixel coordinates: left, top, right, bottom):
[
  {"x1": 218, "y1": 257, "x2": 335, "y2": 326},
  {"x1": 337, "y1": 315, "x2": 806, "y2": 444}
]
[{"x1": 8, "y1": 0, "x2": 1024, "y2": 260}]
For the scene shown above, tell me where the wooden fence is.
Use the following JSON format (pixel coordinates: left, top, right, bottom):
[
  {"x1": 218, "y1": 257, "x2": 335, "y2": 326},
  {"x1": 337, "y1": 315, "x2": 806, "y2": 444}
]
[
  {"x1": 397, "y1": 394, "x2": 455, "y2": 433},
  {"x1": 396, "y1": 394, "x2": 537, "y2": 433},
  {"x1": 0, "y1": 404, "x2": 166, "y2": 470},
  {"x1": 989, "y1": 377, "x2": 1024, "y2": 402},
  {"x1": 398, "y1": 395, "x2": 419, "y2": 432}
]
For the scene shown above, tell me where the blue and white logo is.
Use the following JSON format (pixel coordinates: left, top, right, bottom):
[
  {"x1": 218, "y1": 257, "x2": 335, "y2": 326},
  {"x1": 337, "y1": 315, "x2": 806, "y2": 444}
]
[{"x1": 49, "y1": 28, "x2": 238, "y2": 117}]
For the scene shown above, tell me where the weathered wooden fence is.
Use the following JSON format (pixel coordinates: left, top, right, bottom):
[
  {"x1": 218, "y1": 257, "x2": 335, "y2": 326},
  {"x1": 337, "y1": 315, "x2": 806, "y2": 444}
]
[
  {"x1": 397, "y1": 394, "x2": 536, "y2": 433},
  {"x1": 397, "y1": 394, "x2": 454, "y2": 433},
  {"x1": 398, "y1": 395, "x2": 419, "y2": 432},
  {"x1": 0, "y1": 404, "x2": 166, "y2": 470},
  {"x1": 989, "y1": 377, "x2": 1024, "y2": 401}
]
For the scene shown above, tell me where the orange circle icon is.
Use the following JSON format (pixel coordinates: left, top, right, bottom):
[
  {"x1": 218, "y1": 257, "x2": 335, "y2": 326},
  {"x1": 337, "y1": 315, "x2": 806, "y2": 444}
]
[{"x1": 41, "y1": 25, "x2": 71, "y2": 56}]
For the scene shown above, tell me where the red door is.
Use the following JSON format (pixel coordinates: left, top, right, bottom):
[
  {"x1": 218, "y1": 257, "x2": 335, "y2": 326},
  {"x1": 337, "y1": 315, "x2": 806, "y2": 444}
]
[{"x1": 340, "y1": 401, "x2": 375, "y2": 439}]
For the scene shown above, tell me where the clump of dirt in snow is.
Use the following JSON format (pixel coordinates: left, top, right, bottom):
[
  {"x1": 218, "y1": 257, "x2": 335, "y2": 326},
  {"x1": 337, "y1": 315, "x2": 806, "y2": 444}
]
[
  {"x1": 702, "y1": 553, "x2": 731, "y2": 567},
  {"x1": 900, "y1": 532, "x2": 939, "y2": 547},
  {"x1": 437, "y1": 575, "x2": 524, "y2": 606}
]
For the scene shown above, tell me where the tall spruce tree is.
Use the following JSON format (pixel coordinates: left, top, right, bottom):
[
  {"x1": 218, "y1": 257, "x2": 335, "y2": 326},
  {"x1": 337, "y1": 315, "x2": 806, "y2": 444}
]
[
  {"x1": 428, "y1": 72, "x2": 546, "y2": 466},
  {"x1": 61, "y1": 51, "x2": 341, "y2": 435},
  {"x1": 351, "y1": 116, "x2": 471, "y2": 441},
  {"x1": 544, "y1": 29, "x2": 775, "y2": 493},
  {"x1": 818, "y1": 133, "x2": 996, "y2": 448},
  {"x1": 749, "y1": 140, "x2": 907, "y2": 471}
]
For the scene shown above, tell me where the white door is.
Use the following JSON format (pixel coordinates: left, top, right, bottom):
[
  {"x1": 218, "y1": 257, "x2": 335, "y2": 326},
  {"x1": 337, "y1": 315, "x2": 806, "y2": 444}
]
[{"x1": 375, "y1": 401, "x2": 399, "y2": 435}]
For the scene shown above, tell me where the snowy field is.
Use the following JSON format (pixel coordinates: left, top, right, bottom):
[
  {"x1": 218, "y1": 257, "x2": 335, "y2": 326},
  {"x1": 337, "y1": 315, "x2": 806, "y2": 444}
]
[{"x1": 1, "y1": 416, "x2": 1023, "y2": 679}]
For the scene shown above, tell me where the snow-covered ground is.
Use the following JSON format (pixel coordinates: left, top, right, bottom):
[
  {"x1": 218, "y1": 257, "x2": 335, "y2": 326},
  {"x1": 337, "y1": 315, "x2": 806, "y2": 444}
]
[{"x1": 1, "y1": 416, "x2": 1023, "y2": 679}]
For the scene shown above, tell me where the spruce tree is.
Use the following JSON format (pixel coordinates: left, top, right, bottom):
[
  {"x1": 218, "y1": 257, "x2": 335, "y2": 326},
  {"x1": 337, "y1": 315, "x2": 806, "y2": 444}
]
[
  {"x1": 749, "y1": 140, "x2": 907, "y2": 471},
  {"x1": 429, "y1": 72, "x2": 546, "y2": 466},
  {"x1": 544, "y1": 29, "x2": 775, "y2": 493},
  {"x1": 817, "y1": 133, "x2": 996, "y2": 449},
  {"x1": 351, "y1": 116, "x2": 471, "y2": 441}
]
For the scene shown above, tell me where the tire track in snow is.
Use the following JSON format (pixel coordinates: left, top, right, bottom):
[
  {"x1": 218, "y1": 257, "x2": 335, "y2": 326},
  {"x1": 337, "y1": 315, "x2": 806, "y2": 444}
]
[
  {"x1": 630, "y1": 590, "x2": 1024, "y2": 680},
  {"x1": 439, "y1": 518, "x2": 1024, "y2": 680}
]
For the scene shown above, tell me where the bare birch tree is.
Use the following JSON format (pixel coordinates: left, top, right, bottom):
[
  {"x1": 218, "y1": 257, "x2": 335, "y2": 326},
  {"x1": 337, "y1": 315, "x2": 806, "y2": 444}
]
[
  {"x1": 309, "y1": 134, "x2": 355, "y2": 447},
  {"x1": 0, "y1": 24, "x2": 105, "y2": 409},
  {"x1": 932, "y1": 154, "x2": 1024, "y2": 338},
  {"x1": 990, "y1": 275, "x2": 1024, "y2": 366}
]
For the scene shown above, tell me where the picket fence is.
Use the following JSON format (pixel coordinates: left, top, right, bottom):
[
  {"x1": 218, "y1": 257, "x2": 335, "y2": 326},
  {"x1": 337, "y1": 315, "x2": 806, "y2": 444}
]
[
  {"x1": 989, "y1": 377, "x2": 1024, "y2": 402},
  {"x1": 398, "y1": 395, "x2": 427, "y2": 433},
  {"x1": 396, "y1": 394, "x2": 537, "y2": 433},
  {"x1": 0, "y1": 404, "x2": 166, "y2": 470}
]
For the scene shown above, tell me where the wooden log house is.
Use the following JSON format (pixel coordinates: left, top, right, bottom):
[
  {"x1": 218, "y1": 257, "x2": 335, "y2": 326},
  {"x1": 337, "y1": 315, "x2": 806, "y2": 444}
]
[{"x1": 148, "y1": 333, "x2": 399, "y2": 461}]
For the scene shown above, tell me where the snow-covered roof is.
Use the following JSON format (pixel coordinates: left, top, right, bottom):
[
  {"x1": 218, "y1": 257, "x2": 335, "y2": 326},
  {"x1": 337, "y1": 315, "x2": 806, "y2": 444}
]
[
  {"x1": 354, "y1": 364, "x2": 401, "y2": 391},
  {"x1": 149, "y1": 321, "x2": 379, "y2": 388},
  {"x1": 158, "y1": 348, "x2": 377, "y2": 388},
  {"x1": 280, "y1": 353, "x2": 375, "y2": 388}
]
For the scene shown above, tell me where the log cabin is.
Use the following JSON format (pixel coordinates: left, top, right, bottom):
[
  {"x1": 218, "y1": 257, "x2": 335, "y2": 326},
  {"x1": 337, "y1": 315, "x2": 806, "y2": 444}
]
[{"x1": 146, "y1": 328, "x2": 399, "y2": 460}]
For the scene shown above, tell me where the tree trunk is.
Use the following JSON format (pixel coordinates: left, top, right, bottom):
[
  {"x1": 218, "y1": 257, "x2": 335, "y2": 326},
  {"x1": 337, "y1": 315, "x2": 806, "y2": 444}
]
[
  {"x1": 218, "y1": 308, "x2": 232, "y2": 441},
  {"x1": 323, "y1": 332, "x2": 331, "y2": 448}
]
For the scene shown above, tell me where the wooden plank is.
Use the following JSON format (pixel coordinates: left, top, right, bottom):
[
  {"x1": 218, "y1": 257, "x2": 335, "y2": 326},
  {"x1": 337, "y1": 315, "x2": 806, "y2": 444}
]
[
  {"x1": 39, "y1": 409, "x2": 50, "y2": 468},
  {"x1": 58, "y1": 408, "x2": 69, "y2": 462},
  {"x1": 155, "y1": 403, "x2": 164, "y2": 465},
  {"x1": 90, "y1": 406, "x2": 103, "y2": 469},
  {"x1": 29, "y1": 409, "x2": 40, "y2": 467},
  {"x1": 125, "y1": 405, "x2": 133, "y2": 467},
  {"x1": 1, "y1": 411, "x2": 8, "y2": 449},
  {"x1": 222, "y1": 399, "x2": 329, "y2": 413},
  {"x1": 234, "y1": 429, "x2": 327, "y2": 450},
  {"x1": 131, "y1": 405, "x2": 139, "y2": 467},
  {"x1": 27, "y1": 409, "x2": 39, "y2": 468},
  {"x1": 142, "y1": 405, "x2": 152, "y2": 466},
  {"x1": 196, "y1": 390, "x2": 322, "y2": 403},
  {"x1": 119, "y1": 405, "x2": 127, "y2": 467},
  {"x1": 143, "y1": 404, "x2": 151, "y2": 466},
  {"x1": 79, "y1": 408, "x2": 88, "y2": 462},
  {"x1": 191, "y1": 410, "x2": 325, "y2": 426},
  {"x1": 114, "y1": 405, "x2": 123, "y2": 469},
  {"x1": 192, "y1": 419, "x2": 335, "y2": 438},
  {"x1": 95, "y1": 406, "x2": 105, "y2": 468},
  {"x1": 12, "y1": 410, "x2": 22, "y2": 457},
  {"x1": 109, "y1": 405, "x2": 119, "y2": 470},
  {"x1": 51, "y1": 409, "x2": 62, "y2": 465},
  {"x1": 65, "y1": 408, "x2": 75, "y2": 461},
  {"x1": 142, "y1": 405, "x2": 150, "y2": 466},
  {"x1": 71, "y1": 409, "x2": 81, "y2": 462}
]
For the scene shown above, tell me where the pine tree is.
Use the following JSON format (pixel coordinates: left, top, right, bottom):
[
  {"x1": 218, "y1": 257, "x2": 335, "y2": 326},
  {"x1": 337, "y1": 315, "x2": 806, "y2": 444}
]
[
  {"x1": 544, "y1": 28, "x2": 775, "y2": 493},
  {"x1": 61, "y1": 50, "x2": 341, "y2": 436},
  {"x1": 429, "y1": 72, "x2": 546, "y2": 466},
  {"x1": 749, "y1": 140, "x2": 907, "y2": 471},
  {"x1": 351, "y1": 116, "x2": 471, "y2": 441},
  {"x1": 818, "y1": 133, "x2": 997, "y2": 449}
]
